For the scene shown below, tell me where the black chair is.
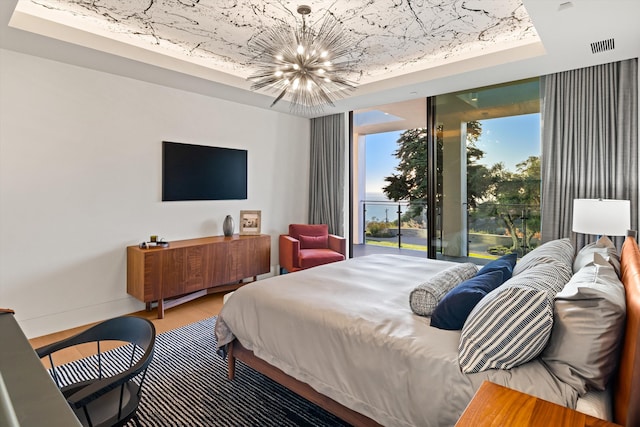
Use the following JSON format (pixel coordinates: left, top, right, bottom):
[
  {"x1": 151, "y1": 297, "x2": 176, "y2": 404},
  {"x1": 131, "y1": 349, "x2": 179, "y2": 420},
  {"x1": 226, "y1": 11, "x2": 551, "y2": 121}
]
[{"x1": 35, "y1": 316, "x2": 156, "y2": 427}]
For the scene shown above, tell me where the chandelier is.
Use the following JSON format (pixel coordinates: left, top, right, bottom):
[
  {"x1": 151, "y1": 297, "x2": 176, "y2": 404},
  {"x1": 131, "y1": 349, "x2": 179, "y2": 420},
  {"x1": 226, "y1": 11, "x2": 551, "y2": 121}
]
[{"x1": 247, "y1": 5, "x2": 357, "y2": 114}]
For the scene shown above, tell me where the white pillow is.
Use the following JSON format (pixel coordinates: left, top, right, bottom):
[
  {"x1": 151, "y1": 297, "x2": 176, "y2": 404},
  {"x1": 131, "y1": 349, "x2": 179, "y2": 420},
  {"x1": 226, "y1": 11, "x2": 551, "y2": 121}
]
[
  {"x1": 458, "y1": 285, "x2": 554, "y2": 373},
  {"x1": 573, "y1": 236, "x2": 621, "y2": 276}
]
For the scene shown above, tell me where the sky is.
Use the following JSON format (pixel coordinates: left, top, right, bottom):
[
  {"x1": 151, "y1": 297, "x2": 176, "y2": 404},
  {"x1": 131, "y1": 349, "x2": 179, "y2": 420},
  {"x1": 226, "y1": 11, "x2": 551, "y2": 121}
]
[{"x1": 365, "y1": 113, "x2": 541, "y2": 199}]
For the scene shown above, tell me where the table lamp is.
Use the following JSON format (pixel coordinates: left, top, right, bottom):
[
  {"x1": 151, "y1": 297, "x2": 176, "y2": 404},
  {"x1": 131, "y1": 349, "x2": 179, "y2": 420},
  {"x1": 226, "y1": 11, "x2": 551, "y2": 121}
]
[{"x1": 572, "y1": 198, "x2": 631, "y2": 237}]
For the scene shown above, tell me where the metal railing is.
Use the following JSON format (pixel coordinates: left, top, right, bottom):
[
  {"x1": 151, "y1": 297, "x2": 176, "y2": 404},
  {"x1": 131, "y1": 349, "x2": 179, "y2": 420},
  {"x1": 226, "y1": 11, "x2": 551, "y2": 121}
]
[
  {"x1": 469, "y1": 203, "x2": 541, "y2": 257},
  {"x1": 360, "y1": 200, "x2": 540, "y2": 259},
  {"x1": 361, "y1": 200, "x2": 427, "y2": 250}
]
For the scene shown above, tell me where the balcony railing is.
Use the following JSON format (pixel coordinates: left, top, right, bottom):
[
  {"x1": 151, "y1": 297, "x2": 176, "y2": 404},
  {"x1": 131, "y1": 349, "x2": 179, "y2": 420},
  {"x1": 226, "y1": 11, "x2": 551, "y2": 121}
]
[
  {"x1": 470, "y1": 203, "x2": 541, "y2": 257},
  {"x1": 360, "y1": 200, "x2": 540, "y2": 259},
  {"x1": 360, "y1": 200, "x2": 429, "y2": 255}
]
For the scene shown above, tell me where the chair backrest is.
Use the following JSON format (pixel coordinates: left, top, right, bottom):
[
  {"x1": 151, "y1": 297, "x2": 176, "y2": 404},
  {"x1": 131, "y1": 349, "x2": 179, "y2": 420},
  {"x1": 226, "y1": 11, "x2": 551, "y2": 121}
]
[
  {"x1": 289, "y1": 224, "x2": 329, "y2": 240},
  {"x1": 36, "y1": 316, "x2": 156, "y2": 427},
  {"x1": 73, "y1": 316, "x2": 154, "y2": 349},
  {"x1": 289, "y1": 224, "x2": 330, "y2": 250}
]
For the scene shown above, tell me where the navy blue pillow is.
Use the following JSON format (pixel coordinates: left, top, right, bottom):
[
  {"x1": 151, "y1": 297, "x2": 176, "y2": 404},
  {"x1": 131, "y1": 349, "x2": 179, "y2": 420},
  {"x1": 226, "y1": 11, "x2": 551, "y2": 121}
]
[
  {"x1": 476, "y1": 253, "x2": 517, "y2": 282},
  {"x1": 430, "y1": 270, "x2": 504, "y2": 330}
]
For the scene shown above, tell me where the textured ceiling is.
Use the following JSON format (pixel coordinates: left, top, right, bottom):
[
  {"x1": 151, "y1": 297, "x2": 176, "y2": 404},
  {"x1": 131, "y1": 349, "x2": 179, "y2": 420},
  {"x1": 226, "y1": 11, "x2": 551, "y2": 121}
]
[
  {"x1": 13, "y1": 0, "x2": 539, "y2": 87},
  {"x1": 7, "y1": 1, "x2": 639, "y2": 117}
]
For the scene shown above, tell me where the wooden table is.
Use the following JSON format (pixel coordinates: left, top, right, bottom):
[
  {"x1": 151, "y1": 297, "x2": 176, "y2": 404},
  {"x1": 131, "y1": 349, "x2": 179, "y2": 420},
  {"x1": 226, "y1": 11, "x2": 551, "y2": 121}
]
[{"x1": 456, "y1": 381, "x2": 621, "y2": 427}]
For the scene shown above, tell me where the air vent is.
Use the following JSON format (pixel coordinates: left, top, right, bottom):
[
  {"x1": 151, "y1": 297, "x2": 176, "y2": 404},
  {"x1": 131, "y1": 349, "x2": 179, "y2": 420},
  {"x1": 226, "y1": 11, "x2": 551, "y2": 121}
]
[{"x1": 590, "y1": 38, "x2": 615, "y2": 54}]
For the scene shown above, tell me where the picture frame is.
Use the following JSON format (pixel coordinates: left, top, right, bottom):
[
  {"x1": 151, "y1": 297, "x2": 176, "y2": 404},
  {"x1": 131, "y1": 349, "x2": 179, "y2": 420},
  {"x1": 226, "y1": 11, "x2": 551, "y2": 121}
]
[{"x1": 239, "y1": 210, "x2": 261, "y2": 235}]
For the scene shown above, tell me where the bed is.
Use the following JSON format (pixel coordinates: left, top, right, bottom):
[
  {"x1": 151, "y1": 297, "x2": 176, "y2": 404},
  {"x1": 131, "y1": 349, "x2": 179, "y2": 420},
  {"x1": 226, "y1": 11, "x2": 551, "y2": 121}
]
[{"x1": 215, "y1": 235, "x2": 640, "y2": 426}]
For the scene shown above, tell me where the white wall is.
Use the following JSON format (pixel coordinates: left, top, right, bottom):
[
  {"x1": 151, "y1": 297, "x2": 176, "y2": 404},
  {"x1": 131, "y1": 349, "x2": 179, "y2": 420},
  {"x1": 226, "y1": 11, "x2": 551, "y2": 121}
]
[{"x1": 0, "y1": 48, "x2": 310, "y2": 338}]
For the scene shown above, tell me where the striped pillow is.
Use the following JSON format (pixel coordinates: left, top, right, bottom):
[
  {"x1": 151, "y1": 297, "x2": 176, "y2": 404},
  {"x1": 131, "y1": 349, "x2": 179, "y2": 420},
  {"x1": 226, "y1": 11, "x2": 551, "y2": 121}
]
[
  {"x1": 513, "y1": 238, "x2": 575, "y2": 277},
  {"x1": 458, "y1": 285, "x2": 554, "y2": 373},
  {"x1": 504, "y1": 262, "x2": 572, "y2": 294}
]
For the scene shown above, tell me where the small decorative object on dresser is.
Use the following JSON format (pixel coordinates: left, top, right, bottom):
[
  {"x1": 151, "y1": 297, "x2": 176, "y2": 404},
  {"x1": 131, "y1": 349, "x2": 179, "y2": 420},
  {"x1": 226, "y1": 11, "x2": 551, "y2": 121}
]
[
  {"x1": 223, "y1": 215, "x2": 234, "y2": 237},
  {"x1": 240, "y1": 210, "x2": 261, "y2": 235},
  {"x1": 138, "y1": 237, "x2": 169, "y2": 249}
]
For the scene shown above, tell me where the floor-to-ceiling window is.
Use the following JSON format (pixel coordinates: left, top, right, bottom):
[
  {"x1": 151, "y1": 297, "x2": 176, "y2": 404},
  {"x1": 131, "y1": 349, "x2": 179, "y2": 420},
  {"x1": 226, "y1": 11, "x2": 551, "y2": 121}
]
[{"x1": 351, "y1": 78, "x2": 540, "y2": 262}]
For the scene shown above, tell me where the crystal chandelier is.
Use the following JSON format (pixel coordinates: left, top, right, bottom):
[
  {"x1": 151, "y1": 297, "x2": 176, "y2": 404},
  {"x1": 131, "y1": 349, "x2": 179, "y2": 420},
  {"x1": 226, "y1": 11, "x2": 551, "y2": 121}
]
[{"x1": 247, "y1": 5, "x2": 356, "y2": 114}]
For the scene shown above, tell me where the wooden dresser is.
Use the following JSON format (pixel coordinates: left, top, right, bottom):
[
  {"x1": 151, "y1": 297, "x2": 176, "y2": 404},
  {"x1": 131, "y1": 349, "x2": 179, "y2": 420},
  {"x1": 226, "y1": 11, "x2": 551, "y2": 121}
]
[
  {"x1": 456, "y1": 381, "x2": 621, "y2": 427},
  {"x1": 127, "y1": 234, "x2": 270, "y2": 318}
]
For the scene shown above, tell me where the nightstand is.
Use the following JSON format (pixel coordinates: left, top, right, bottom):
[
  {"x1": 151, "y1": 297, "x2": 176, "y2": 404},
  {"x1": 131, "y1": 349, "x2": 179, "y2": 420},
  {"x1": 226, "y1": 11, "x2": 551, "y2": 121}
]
[{"x1": 456, "y1": 381, "x2": 621, "y2": 427}]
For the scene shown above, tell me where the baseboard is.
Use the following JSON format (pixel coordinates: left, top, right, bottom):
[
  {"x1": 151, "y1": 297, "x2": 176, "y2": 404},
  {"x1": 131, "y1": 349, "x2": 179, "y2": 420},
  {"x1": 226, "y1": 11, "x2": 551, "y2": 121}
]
[{"x1": 16, "y1": 298, "x2": 141, "y2": 339}]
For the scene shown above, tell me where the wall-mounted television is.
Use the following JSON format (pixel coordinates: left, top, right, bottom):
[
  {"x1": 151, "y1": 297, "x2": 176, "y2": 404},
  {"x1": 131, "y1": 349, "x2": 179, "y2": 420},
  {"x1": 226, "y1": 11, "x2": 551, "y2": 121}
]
[{"x1": 162, "y1": 141, "x2": 247, "y2": 201}]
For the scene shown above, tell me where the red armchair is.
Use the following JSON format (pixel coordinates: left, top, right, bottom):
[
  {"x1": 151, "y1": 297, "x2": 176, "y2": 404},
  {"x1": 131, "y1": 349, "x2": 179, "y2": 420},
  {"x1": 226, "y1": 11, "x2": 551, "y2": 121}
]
[{"x1": 279, "y1": 224, "x2": 346, "y2": 273}]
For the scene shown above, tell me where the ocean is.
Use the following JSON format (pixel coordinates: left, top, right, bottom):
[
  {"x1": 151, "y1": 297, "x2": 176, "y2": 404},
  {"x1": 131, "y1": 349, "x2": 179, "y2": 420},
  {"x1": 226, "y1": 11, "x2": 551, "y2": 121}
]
[{"x1": 361, "y1": 193, "x2": 410, "y2": 223}]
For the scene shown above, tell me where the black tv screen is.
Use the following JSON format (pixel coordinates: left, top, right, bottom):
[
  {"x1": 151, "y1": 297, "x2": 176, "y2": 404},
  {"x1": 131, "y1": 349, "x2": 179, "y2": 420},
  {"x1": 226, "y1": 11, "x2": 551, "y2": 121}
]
[{"x1": 162, "y1": 141, "x2": 247, "y2": 201}]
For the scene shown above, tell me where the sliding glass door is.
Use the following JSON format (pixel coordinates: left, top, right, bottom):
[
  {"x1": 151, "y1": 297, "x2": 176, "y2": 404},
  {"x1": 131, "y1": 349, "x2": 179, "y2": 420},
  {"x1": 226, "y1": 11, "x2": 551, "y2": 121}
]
[
  {"x1": 435, "y1": 79, "x2": 540, "y2": 260},
  {"x1": 351, "y1": 78, "x2": 540, "y2": 262}
]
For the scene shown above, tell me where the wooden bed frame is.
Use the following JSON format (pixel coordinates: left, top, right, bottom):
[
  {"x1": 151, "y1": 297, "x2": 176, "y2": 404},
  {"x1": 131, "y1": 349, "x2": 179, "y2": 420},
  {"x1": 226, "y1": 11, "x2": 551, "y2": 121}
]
[
  {"x1": 227, "y1": 236, "x2": 640, "y2": 427},
  {"x1": 228, "y1": 340, "x2": 381, "y2": 426},
  {"x1": 613, "y1": 235, "x2": 640, "y2": 426}
]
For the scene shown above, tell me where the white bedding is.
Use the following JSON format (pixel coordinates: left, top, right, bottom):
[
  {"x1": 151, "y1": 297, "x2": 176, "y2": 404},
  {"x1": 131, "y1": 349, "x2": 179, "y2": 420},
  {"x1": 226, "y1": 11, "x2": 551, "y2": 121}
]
[
  {"x1": 216, "y1": 254, "x2": 577, "y2": 427},
  {"x1": 576, "y1": 388, "x2": 612, "y2": 421}
]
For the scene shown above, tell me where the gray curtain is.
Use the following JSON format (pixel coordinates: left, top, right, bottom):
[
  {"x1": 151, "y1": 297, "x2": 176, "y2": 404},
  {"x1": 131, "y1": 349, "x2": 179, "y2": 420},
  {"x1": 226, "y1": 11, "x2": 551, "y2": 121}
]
[
  {"x1": 309, "y1": 113, "x2": 345, "y2": 235},
  {"x1": 540, "y1": 58, "x2": 638, "y2": 249}
]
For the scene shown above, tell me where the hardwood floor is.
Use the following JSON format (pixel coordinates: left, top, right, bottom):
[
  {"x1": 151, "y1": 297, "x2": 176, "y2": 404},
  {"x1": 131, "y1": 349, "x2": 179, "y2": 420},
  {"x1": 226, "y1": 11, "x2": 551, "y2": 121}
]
[{"x1": 29, "y1": 292, "x2": 227, "y2": 367}]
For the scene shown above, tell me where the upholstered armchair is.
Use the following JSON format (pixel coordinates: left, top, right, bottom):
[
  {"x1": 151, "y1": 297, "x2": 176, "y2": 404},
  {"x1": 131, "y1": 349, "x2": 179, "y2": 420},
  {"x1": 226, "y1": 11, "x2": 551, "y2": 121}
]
[{"x1": 279, "y1": 224, "x2": 346, "y2": 273}]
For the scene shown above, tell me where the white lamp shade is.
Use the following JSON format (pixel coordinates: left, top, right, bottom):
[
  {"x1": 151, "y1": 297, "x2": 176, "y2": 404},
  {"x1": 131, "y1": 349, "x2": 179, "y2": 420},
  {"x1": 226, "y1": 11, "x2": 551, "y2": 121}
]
[{"x1": 572, "y1": 199, "x2": 631, "y2": 236}]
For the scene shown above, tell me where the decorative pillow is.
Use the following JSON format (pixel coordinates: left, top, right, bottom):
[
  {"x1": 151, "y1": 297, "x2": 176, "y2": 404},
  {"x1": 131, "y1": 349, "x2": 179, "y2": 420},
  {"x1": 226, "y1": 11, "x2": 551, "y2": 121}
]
[
  {"x1": 476, "y1": 253, "x2": 517, "y2": 282},
  {"x1": 542, "y1": 253, "x2": 626, "y2": 394},
  {"x1": 513, "y1": 238, "x2": 575, "y2": 277},
  {"x1": 430, "y1": 270, "x2": 504, "y2": 330},
  {"x1": 298, "y1": 234, "x2": 328, "y2": 249},
  {"x1": 409, "y1": 263, "x2": 479, "y2": 317},
  {"x1": 458, "y1": 285, "x2": 554, "y2": 373},
  {"x1": 573, "y1": 236, "x2": 621, "y2": 276},
  {"x1": 502, "y1": 262, "x2": 573, "y2": 295}
]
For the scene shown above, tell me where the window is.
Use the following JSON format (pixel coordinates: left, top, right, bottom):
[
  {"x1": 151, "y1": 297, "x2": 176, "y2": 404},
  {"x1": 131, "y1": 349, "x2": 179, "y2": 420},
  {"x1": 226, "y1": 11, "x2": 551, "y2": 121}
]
[{"x1": 352, "y1": 78, "x2": 540, "y2": 262}]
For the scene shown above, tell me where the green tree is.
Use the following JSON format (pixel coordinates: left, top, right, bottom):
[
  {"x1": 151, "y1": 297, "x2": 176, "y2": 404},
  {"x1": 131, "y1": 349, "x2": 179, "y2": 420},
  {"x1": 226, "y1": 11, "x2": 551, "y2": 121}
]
[
  {"x1": 381, "y1": 123, "x2": 541, "y2": 256},
  {"x1": 382, "y1": 128, "x2": 429, "y2": 205},
  {"x1": 466, "y1": 143, "x2": 493, "y2": 209},
  {"x1": 484, "y1": 156, "x2": 541, "y2": 253},
  {"x1": 382, "y1": 122, "x2": 488, "y2": 217}
]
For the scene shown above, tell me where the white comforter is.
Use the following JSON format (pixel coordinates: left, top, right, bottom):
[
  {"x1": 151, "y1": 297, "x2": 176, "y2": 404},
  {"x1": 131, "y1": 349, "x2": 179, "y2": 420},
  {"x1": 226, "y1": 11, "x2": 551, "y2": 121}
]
[{"x1": 215, "y1": 254, "x2": 576, "y2": 427}]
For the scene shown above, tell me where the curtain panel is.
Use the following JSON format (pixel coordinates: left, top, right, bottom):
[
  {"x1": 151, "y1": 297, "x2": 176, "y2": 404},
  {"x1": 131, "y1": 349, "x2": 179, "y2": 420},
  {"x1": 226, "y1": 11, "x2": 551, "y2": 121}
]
[
  {"x1": 540, "y1": 58, "x2": 638, "y2": 249},
  {"x1": 309, "y1": 113, "x2": 345, "y2": 235}
]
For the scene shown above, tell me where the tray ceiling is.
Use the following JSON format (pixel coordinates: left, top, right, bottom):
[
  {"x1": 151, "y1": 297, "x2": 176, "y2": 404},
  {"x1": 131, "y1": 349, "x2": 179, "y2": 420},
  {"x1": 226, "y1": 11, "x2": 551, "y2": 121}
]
[{"x1": 11, "y1": 0, "x2": 539, "y2": 87}]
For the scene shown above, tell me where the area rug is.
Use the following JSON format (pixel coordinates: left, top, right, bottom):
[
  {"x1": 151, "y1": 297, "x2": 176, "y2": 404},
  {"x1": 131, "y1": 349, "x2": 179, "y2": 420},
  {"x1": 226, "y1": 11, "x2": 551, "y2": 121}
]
[{"x1": 50, "y1": 316, "x2": 350, "y2": 426}]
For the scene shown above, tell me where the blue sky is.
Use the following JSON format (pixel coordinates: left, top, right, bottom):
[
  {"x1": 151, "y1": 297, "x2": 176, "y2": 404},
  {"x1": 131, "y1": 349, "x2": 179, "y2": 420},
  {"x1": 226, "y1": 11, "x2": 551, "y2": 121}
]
[
  {"x1": 365, "y1": 113, "x2": 541, "y2": 198},
  {"x1": 365, "y1": 130, "x2": 403, "y2": 198}
]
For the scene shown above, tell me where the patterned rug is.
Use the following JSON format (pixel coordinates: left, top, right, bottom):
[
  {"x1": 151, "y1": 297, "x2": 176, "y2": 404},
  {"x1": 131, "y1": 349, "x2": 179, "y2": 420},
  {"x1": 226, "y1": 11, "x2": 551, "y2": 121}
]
[{"x1": 50, "y1": 317, "x2": 350, "y2": 426}]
